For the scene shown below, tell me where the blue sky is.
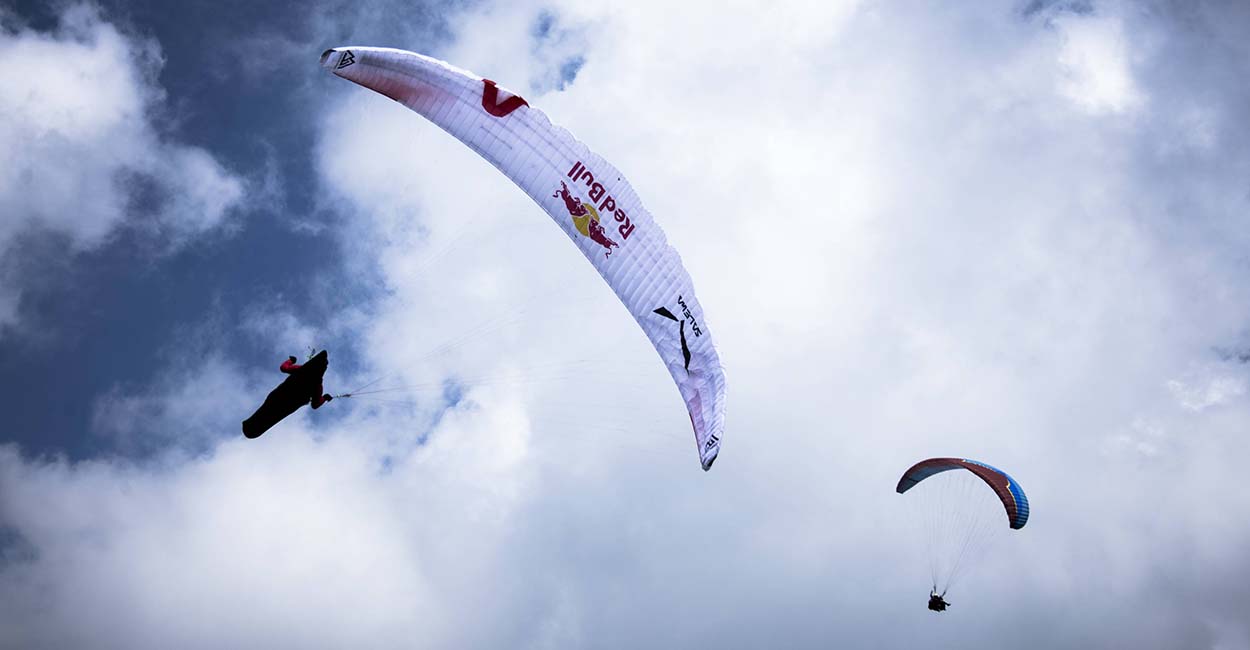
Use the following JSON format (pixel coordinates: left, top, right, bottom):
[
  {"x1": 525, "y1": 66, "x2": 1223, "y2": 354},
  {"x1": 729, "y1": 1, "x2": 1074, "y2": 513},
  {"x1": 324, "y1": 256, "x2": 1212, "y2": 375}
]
[
  {"x1": 4, "y1": 1, "x2": 1250, "y2": 648},
  {"x1": 2, "y1": 0, "x2": 333, "y2": 455},
  {"x1": 0, "y1": 0, "x2": 475, "y2": 456}
]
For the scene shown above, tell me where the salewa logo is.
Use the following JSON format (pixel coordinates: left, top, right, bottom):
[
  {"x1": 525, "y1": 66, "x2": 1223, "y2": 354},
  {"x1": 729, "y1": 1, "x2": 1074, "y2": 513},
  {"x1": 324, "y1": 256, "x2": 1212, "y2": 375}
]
[{"x1": 676, "y1": 295, "x2": 702, "y2": 337}]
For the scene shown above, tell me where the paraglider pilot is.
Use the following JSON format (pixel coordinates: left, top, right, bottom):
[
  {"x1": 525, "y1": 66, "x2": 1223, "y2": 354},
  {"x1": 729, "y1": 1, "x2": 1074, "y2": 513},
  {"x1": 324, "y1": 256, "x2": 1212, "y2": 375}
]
[
  {"x1": 241, "y1": 350, "x2": 333, "y2": 438},
  {"x1": 281, "y1": 355, "x2": 333, "y2": 408},
  {"x1": 928, "y1": 590, "x2": 950, "y2": 612}
]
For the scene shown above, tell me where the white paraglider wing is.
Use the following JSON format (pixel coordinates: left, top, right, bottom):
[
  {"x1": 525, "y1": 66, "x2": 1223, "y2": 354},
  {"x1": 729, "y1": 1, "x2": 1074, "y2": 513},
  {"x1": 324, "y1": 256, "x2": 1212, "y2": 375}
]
[{"x1": 320, "y1": 47, "x2": 727, "y2": 470}]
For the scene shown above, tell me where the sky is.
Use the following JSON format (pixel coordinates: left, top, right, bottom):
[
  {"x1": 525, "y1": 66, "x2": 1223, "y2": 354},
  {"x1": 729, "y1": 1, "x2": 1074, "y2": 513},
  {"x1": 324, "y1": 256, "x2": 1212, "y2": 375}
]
[{"x1": 2, "y1": 0, "x2": 1250, "y2": 647}]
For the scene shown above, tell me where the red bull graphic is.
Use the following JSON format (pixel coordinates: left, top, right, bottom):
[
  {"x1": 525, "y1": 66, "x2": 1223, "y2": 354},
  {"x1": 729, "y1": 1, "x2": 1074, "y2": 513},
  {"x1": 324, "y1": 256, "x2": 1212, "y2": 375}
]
[
  {"x1": 554, "y1": 181, "x2": 619, "y2": 257},
  {"x1": 565, "y1": 161, "x2": 636, "y2": 241},
  {"x1": 480, "y1": 79, "x2": 528, "y2": 117},
  {"x1": 554, "y1": 181, "x2": 589, "y2": 218}
]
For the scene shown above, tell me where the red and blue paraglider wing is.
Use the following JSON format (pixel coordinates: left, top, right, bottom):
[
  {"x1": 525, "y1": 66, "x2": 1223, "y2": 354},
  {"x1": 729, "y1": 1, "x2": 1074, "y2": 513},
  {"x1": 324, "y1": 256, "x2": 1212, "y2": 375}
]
[{"x1": 896, "y1": 457, "x2": 1029, "y2": 529}]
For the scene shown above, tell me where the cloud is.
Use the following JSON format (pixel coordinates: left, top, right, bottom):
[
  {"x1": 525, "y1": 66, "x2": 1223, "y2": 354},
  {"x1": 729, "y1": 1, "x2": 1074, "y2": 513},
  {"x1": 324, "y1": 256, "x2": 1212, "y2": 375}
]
[
  {"x1": 0, "y1": 387, "x2": 538, "y2": 649},
  {"x1": 89, "y1": 354, "x2": 257, "y2": 454},
  {"x1": 0, "y1": 3, "x2": 246, "y2": 331},
  {"x1": 1053, "y1": 8, "x2": 1144, "y2": 114},
  {"x1": 5, "y1": 0, "x2": 1250, "y2": 648},
  {"x1": 1167, "y1": 364, "x2": 1247, "y2": 413}
]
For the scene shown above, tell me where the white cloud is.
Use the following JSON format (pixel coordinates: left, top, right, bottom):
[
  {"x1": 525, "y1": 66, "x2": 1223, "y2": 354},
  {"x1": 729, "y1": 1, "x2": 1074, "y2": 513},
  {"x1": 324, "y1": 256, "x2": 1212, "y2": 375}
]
[
  {"x1": 1168, "y1": 365, "x2": 1247, "y2": 413},
  {"x1": 90, "y1": 355, "x2": 258, "y2": 452},
  {"x1": 5, "y1": 1, "x2": 1250, "y2": 648},
  {"x1": 0, "y1": 3, "x2": 245, "y2": 329},
  {"x1": 1054, "y1": 9, "x2": 1144, "y2": 114},
  {"x1": 0, "y1": 391, "x2": 537, "y2": 649}
]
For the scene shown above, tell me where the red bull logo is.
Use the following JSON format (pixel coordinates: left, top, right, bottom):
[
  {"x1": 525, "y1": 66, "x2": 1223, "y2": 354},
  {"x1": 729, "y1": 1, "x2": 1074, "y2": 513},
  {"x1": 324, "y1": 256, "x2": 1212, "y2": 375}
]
[
  {"x1": 558, "y1": 160, "x2": 637, "y2": 248},
  {"x1": 554, "y1": 181, "x2": 619, "y2": 257}
]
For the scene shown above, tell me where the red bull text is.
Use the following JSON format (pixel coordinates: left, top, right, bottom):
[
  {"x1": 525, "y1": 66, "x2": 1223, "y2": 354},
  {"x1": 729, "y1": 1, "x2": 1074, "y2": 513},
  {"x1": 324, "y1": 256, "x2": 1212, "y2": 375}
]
[{"x1": 564, "y1": 161, "x2": 637, "y2": 241}]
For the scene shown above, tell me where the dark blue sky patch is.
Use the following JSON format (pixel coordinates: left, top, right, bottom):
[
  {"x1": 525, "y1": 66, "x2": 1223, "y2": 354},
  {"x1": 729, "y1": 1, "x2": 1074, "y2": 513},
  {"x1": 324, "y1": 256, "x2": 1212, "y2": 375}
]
[
  {"x1": 556, "y1": 55, "x2": 584, "y2": 90},
  {"x1": 1215, "y1": 346, "x2": 1250, "y2": 364},
  {"x1": 0, "y1": 523, "x2": 38, "y2": 568},
  {"x1": 0, "y1": 219, "x2": 338, "y2": 457},
  {"x1": 532, "y1": 10, "x2": 555, "y2": 40},
  {"x1": 0, "y1": 0, "x2": 502, "y2": 462},
  {"x1": 442, "y1": 379, "x2": 465, "y2": 410},
  {"x1": 1020, "y1": 0, "x2": 1096, "y2": 20},
  {"x1": 526, "y1": 9, "x2": 587, "y2": 94}
]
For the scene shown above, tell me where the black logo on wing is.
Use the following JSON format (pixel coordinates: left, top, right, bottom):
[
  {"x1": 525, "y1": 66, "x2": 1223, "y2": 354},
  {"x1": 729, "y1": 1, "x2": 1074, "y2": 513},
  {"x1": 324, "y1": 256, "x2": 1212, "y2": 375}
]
[
  {"x1": 337, "y1": 50, "x2": 356, "y2": 69},
  {"x1": 653, "y1": 306, "x2": 691, "y2": 372}
]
